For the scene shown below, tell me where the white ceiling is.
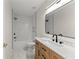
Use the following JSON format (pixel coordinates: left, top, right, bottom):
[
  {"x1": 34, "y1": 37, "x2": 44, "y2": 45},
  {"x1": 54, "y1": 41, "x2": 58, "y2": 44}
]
[{"x1": 12, "y1": 0, "x2": 46, "y2": 17}]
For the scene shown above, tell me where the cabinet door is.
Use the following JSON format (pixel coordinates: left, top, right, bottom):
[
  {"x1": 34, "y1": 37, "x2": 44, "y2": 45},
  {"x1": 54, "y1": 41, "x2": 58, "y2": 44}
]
[
  {"x1": 40, "y1": 53, "x2": 49, "y2": 59},
  {"x1": 40, "y1": 49, "x2": 49, "y2": 59},
  {"x1": 52, "y1": 54, "x2": 59, "y2": 59},
  {"x1": 35, "y1": 40, "x2": 41, "y2": 59},
  {"x1": 35, "y1": 45, "x2": 41, "y2": 59},
  {"x1": 51, "y1": 54, "x2": 63, "y2": 59},
  {"x1": 40, "y1": 43, "x2": 50, "y2": 54},
  {"x1": 51, "y1": 50, "x2": 64, "y2": 59}
]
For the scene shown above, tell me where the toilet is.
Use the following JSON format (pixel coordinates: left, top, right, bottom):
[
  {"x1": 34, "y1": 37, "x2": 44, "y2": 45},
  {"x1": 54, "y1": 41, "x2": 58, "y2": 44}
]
[
  {"x1": 23, "y1": 41, "x2": 35, "y2": 51},
  {"x1": 23, "y1": 41, "x2": 35, "y2": 59}
]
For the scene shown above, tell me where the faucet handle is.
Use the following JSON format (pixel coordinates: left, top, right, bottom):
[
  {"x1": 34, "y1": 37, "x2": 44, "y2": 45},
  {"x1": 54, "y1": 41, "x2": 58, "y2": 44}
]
[
  {"x1": 52, "y1": 39, "x2": 55, "y2": 41},
  {"x1": 52, "y1": 34, "x2": 56, "y2": 37},
  {"x1": 59, "y1": 41, "x2": 63, "y2": 44},
  {"x1": 58, "y1": 34, "x2": 63, "y2": 36}
]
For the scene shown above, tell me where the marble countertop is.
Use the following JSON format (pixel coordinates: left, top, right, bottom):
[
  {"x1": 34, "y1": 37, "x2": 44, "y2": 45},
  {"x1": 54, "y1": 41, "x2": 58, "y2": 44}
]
[{"x1": 35, "y1": 37, "x2": 75, "y2": 59}]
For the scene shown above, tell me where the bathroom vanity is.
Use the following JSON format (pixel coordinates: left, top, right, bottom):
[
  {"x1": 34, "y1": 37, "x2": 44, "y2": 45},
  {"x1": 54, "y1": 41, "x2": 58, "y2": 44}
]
[
  {"x1": 35, "y1": 37, "x2": 75, "y2": 59},
  {"x1": 35, "y1": 0, "x2": 75, "y2": 59},
  {"x1": 35, "y1": 39, "x2": 63, "y2": 59}
]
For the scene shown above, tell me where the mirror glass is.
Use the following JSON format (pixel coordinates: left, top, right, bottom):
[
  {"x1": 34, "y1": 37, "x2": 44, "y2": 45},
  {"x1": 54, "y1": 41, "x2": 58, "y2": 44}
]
[{"x1": 45, "y1": 1, "x2": 75, "y2": 39}]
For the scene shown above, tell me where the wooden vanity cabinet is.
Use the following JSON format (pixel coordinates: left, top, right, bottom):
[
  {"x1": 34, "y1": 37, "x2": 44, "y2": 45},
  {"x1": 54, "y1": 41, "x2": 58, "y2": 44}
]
[{"x1": 35, "y1": 40, "x2": 64, "y2": 59}]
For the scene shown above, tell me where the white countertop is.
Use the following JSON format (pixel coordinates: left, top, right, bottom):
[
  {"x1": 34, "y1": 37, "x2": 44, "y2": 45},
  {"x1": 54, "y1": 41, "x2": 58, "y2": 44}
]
[{"x1": 35, "y1": 37, "x2": 75, "y2": 59}]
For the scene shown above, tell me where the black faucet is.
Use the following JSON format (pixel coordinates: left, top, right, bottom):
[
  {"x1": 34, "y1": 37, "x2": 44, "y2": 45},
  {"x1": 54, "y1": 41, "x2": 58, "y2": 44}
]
[
  {"x1": 55, "y1": 35, "x2": 58, "y2": 42},
  {"x1": 52, "y1": 34, "x2": 58, "y2": 43}
]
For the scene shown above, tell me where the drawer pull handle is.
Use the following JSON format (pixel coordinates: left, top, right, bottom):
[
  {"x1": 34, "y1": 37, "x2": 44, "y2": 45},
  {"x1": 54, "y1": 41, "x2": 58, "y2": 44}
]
[
  {"x1": 36, "y1": 42, "x2": 38, "y2": 44},
  {"x1": 42, "y1": 48, "x2": 46, "y2": 51},
  {"x1": 42, "y1": 55, "x2": 46, "y2": 59}
]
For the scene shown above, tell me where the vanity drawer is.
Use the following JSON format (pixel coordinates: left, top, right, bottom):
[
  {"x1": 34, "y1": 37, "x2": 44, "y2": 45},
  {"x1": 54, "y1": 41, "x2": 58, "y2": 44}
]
[
  {"x1": 40, "y1": 50, "x2": 49, "y2": 59},
  {"x1": 40, "y1": 42, "x2": 50, "y2": 54},
  {"x1": 35, "y1": 41, "x2": 41, "y2": 59}
]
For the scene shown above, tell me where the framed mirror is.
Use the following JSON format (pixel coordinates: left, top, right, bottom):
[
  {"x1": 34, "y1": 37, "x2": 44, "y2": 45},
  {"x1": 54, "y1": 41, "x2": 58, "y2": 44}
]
[{"x1": 45, "y1": 0, "x2": 75, "y2": 39}]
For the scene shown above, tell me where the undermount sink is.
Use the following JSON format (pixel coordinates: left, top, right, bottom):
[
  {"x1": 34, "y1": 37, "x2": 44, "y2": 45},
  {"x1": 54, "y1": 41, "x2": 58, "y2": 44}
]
[
  {"x1": 40, "y1": 37, "x2": 64, "y2": 48},
  {"x1": 41, "y1": 37, "x2": 52, "y2": 41}
]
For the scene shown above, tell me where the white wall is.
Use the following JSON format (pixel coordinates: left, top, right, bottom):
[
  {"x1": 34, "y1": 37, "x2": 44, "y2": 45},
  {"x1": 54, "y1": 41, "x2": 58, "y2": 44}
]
[{"x1": 3, "y1": 0, "x2": 12, "y2": 59}]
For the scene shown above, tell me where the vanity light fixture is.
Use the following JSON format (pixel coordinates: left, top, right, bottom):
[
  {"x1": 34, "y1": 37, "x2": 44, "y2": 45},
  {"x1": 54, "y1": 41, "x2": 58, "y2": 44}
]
[{"x1": 45, "y1": 0, "x2": 72, "y2": 14}]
